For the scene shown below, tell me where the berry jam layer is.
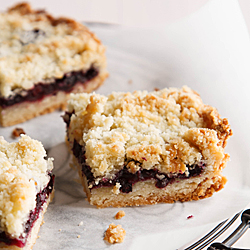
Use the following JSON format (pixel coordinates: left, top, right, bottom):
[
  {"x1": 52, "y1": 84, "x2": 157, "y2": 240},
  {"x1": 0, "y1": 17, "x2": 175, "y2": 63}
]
[
  {"x1": 0, "y1": 174, "x2": 55, "y2": 247},
  {"x1": 71, "y1": 139, "x2": 205, "y2": 194},
  {"x1": 0, "y1": 67, "x2": 98, "y2": 108}
]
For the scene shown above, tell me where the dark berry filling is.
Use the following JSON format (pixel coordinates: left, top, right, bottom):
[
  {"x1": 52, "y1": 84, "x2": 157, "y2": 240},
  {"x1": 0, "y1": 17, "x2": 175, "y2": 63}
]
[
  {"x1": 0, "y1": 67, "x2": 98, "y2": 108},
  {"x1": 0, "y1": 174, "x2": 54, "y2": 247},
  {"x1": 71, "y1": 139, "x2": 205, "y2": 194},
  {"x1": 62, "y1": 111, "x2": 75, "y2": 128}
]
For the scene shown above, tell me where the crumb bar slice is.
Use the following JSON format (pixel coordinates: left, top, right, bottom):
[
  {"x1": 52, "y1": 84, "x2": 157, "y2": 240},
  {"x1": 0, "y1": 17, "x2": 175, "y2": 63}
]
[
  {"x1": 64, "y1": 86, "x2": 232, "y2": 208},
  {"x1": 0, "y1": 3, "x2": 108, "y2": 127},
  {"x1": 0, "y1": 135, "x2": 54, "y2": 249}
]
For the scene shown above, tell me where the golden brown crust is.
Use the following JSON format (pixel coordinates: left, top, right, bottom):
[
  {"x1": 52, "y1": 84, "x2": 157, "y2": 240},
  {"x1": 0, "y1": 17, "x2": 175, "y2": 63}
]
[
  {"x1": 201, "y1": 106, "x2": 233, "y2": 148},
  {"x1": 8, "y1": 2, "x2": 33, "y2": 15}
]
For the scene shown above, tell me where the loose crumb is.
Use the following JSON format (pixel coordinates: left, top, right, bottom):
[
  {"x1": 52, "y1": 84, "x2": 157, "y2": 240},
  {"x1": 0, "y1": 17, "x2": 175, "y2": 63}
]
[
  {"x1": 59, "y1": 229, "x2": 62, "y2": 232},
  {"x1": 12, "y1": 127, "x2": 25, "y2": 138},
  {"x1": 104, "y1": 223, "x2": 126, "y2": 244},
  {"x1": 128, "y1": 79, "x2": 133, "y2": 84},
  {"x1": 78, "y1": 221, "x2": 83, "y2": 226},
  {"x1": 37, "y1": 236, "x2": 40, "y2": 239},
  {"x1": 41, "y1": 220, "x2": 45, "y2": 225},
  {"x1": 187, "y1": 215, "x2": 194, "y2": 219},
  {"x1": 154, "y1": 87, "x2": 160, "y2": 91},
  {"x1": 77, "y1": 235, "x2": 80, "y2": 238},
  {"x1": 115, "y1": 210, "x2": 125, "y2": 220}
]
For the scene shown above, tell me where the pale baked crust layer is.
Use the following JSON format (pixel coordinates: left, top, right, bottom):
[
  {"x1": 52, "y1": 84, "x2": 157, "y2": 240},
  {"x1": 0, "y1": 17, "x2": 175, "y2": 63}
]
[
  {"x1": 73, "y1": 154, "x2": 227, "y2": 208},
  {"x1": 0, "y1": 74, "x2": 105, "y2": 127},
  {"x1": 65, "y1": 86, "x2": 232, "y2": 208}
]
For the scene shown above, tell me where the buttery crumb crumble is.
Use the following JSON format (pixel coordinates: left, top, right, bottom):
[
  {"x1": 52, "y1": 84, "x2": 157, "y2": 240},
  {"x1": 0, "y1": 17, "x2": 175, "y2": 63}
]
[
  {"x1": 104, "y1": 223, "x2": 126, "y2": 244},
  {"x1": 115, "y1": 210, "x2": 125, "y2": 220}
]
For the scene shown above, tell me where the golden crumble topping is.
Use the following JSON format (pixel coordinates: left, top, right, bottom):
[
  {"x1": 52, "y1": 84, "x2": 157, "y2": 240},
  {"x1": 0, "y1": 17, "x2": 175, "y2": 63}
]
[
  {"x1": 0, "y1": 2, "x2": 107, "y2": 97},
  {"x1": 0, "y1": 135, "x2": 53, "y2": 237},
  {"x1": 67, "y1": 86, "x2": 232, "y2": 183},
  {"x1": 104, "y1": 223, "x2": 126, "y2": 244}
]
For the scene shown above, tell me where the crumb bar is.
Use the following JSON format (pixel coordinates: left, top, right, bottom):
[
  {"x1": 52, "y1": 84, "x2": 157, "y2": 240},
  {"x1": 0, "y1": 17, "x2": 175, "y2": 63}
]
[
  {"x1": 0, "y1": 3, "x2": 108, "y2": 127},
  {"x1": 64, "y1": 86, "x2": 232, "y2": 208},
  {"x1": 0, "y1": 135, "x2": 54, "y2": 249}
]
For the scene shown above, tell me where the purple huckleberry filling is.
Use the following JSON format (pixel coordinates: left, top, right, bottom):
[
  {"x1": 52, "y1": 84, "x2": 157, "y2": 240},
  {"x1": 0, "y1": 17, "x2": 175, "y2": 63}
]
[
  {"x1": 71, "y1": 139, "x2": 205, "y2": 193},
  {"x1": 0, "y1": 67, "x2": 98, "y2": 108},
  {"x1": 0, "y1": 174, "x2": 54, "y2": 247}
]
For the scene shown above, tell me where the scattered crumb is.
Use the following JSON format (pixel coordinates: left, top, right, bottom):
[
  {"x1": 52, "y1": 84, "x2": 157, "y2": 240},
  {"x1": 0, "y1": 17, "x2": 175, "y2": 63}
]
[
  {"x1": 104, "y1": 223, "x2": 126, "y2": 244},
  {"x1": 41, "y1": 220, "x2": 45, "y2": 225},
  {"x1": 77, "y1": 235, "x2": 81, "y2": 238},
  {"x1": 187, "y1": 215, "x2": 194, "y2": 219},
  {"x1": 115, "y1": 210, "x2": 125, "y2": 220},
  {"x1": 78, "y1": 221, "x2": 83, "y2": 226},
  {"x1": 37, "y1": 236, "x2": 40, "y2": 239},
  {"x1": 59, "y1": 229, "x2": 62, "y2": 232},
  {"x1": 12, "y1": 127, "x2": 25, "y2": 138},
  {"x1": 154, "y1": 87, "x2": 160, "y2": 91},
  {"x1": 128, "y1": 79, "x2": 133, "y2": 84}
]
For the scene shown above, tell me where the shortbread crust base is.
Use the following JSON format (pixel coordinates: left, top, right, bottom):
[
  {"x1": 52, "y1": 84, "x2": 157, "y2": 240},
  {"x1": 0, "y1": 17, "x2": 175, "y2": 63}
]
[
  {"x1": 73, "y1": 155, "x2": 226, "y2": 208},
  {"x1": 0, "y1": 74, "x2": 106, "y2": 127},
  {"x1": 0, "y1": 189, "x2": 54, "y2": 250}
]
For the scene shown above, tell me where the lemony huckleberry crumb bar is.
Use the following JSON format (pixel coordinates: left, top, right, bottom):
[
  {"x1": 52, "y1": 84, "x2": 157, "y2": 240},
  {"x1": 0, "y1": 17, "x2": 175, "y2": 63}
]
[{"x1": 63, "y1": 86, "x2": 232, "y2": 208}]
